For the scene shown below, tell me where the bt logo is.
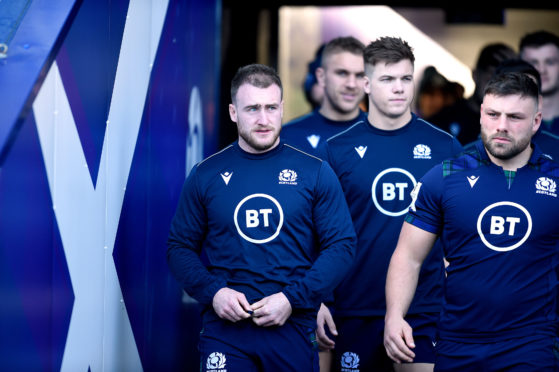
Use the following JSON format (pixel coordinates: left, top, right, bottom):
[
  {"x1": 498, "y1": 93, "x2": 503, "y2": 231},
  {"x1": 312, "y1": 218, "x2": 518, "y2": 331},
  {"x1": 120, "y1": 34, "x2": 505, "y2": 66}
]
[
  {"x1": 371, "y1": 168, "x2": 417, "y2": 217},
  {"x1": 477, "y1": 201, "x2": 532, "y2": 252},
  {"x1": 234, "y1": 194, "x2": 284, "y2": 244},
  {"x1": 383, "y1": 182, "x2": 409, "y2": 201},
  {"x1": 490, "y1": 216, "x2": 521, "y2": 236},
  {"x1": 246, "y1": 209, "x2": 273, "y2": 228}
]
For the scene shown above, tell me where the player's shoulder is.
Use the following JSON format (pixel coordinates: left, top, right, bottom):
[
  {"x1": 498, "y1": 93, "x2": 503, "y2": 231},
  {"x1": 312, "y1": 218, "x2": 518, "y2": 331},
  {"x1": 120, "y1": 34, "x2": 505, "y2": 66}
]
[
  {"x1": 539, "y1": 130, "x2": 559, "y2": 141},
  {"x1": 325, "y1": 120, "x2": 367, "y2": 144},
  {"x1": 281, "y1": 143, "x2": 323, "y2": 164},
  {"x1": 195, "y1": 144, "x2": 235, "y2": 171},
  {"x1": 440, "y1": 143, "x2": 486, "y2": 178},
  {"x1": 414, "y1": 116, "x2": 457, "y2": 142},
  {"x1": 282, "y1": 111, "x2": 318, "y2": 130},
  {"x1": 531, "y1": 146, "x2": 559, "y2": 178}
]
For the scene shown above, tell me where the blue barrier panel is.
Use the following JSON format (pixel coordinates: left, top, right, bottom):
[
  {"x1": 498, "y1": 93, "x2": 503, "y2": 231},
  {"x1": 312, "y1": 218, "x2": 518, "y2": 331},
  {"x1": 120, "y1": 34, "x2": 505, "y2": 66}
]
[
  {"x1": 0, "y1": 0, "x2": 81, "y2": 165},
  {"x1": 0, "y1": 0, "x2": 221, "y2": 369}
]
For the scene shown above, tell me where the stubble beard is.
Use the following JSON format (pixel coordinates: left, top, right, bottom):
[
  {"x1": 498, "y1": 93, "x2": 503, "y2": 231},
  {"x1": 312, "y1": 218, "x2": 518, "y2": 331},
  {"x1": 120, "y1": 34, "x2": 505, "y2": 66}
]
[
  {"x1": 481, "y1": 130, "x2": 531, "y2": 160},
  {"x1": 239, "y1": 126, "x2": 280, "y2": 152},
  {"x1": 326, "y1": 88, "x2": 360, "y2": 116}
]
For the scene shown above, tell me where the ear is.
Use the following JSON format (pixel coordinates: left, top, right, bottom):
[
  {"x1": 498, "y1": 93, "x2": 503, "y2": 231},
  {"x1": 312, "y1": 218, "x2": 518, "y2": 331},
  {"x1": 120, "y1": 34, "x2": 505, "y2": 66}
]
[
  {"x1": 363, "y1": 75, "x2": 371, "y2": 95},
  {"x1": 532, "y1": 110, "x2": 542, "y2": 135},
  {"x1": 229, "y1": 103, "x2": 237, "y2": 123},
  {"x1": 316, "y1": 67, "x2": 326, "y2": 88}
]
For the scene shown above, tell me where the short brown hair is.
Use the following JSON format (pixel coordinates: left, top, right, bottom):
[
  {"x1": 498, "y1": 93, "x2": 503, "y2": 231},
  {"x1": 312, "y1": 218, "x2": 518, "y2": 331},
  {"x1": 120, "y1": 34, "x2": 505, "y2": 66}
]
[
  {"x1": 364, "y1": 36, "x2": 415, "y2": 67},
  {"x1": 230, "y1": 64, "x2": 282, "y2": 104},
  {"x1": 321, "y1": 36, "x2": 365, "y2": 67},
  {"x1": 520, "y1": 30, "x2": 559, "y2": 52},
  {"x1": 484, "y1": 71, "x2": 539, "y2": 105}
]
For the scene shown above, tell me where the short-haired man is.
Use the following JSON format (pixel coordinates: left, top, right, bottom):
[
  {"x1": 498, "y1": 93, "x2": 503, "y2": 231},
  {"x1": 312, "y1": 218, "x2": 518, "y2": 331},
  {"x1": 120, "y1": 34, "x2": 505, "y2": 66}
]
[
  {"x1": 167, "y1": 64, "x2": 356, "y2": 372},
  {"x1": 384, "y1": 72, "x2": 559, "y2": 370},
  {"x1": 319, "y1": 37, "x2": 463, "y2": 371},
  {"x1": 520, "y1": 30, "x2": 559, "y2": 135},
  {"x1": 282, "y1": 36, "x2": 367, "y2": 156}
]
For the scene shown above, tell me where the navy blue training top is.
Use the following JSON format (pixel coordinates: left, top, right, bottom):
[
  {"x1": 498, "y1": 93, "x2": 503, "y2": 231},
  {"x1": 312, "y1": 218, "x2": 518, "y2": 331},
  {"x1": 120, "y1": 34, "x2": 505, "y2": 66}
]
[
  {"x1": 167, "y1": 141, "x2": 356, "y2": 328},
  {"x1": 281, "y1": 109, "x2": 368, "y2": 157},
  {"x1": 407, "y1": 140, "x2": 559, "y2": 342},
  {"x1": 322, "y1": 113, "x2": 463, "y2": 317}
]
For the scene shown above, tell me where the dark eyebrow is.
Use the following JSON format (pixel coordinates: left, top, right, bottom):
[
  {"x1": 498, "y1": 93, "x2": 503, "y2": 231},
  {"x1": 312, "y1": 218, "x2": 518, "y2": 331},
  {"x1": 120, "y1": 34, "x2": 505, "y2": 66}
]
[{"x1": 506, "y1": 112, "x2": 527, "y2": 118}]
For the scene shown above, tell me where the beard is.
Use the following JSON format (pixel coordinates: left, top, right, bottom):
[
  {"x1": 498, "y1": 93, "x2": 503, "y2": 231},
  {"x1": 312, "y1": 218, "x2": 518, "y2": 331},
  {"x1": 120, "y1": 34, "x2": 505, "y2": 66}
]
[
  {"x1": 323, "y1": 83, "x2": 364, "y2": 116},
  {"x1": 238, "y1": 124, "x2": 281, "y2": 152},
  {"x1": 481, "y1": 130, "x2": 532, "y2": 160}
]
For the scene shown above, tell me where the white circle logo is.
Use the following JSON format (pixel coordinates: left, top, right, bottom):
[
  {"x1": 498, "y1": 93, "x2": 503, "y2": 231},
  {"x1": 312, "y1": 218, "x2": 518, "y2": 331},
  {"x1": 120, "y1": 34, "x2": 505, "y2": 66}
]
[
  {"x1": 371, "y1": 168, "x2": 417, "y2": 217},
  {"x1": 476, "y1": 201, "x2": 532, "y2": 252},
  {"x1": 234, "y1": 193, "x2": 284, "y2": 244}
]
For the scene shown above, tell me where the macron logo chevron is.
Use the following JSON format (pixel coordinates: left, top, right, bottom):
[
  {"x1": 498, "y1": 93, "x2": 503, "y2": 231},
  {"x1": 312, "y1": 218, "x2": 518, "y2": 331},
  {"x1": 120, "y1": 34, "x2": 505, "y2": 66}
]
[
  {"x1": 355, "y1": 145, "x2": 367, "y2": 158},
  {"x1": 307, "y1": 134, "x2": 320, "y2": 149},
  {"x1": 467, "y1": 175, "x2": 479, "y2": 188},
  {"x1": 221, "y1": 172, "x2": 233, "y2": 185}
]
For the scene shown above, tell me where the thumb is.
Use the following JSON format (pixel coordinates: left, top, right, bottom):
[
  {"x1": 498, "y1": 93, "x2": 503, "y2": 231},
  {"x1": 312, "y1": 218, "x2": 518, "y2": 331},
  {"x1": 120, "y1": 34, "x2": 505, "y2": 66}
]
[
  {"x1": 403, "y1": 327, "x2": 415, "y2": 349},
  {"x1": 238, "y1": 293, "x2": 253, "y2": 313},
  {"x1": 250, "y1": 298, "x2": 265, "y2": 310},
  {"x1": 325, "y1": 314, "x2": 338, "y2": 336}
]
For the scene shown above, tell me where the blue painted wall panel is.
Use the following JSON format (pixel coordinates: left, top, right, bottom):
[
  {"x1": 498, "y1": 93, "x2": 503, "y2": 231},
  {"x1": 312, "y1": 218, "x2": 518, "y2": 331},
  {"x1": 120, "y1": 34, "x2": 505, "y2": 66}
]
[
  {"x1": 0, "y1": 0, "x2": 221, "y2": 370},
  {"x1": 0, "y1": 0, "x2": 80, "y2": 164},
  {"x1": 0, "y1": 110, "x2": 73, "y2": 372}
]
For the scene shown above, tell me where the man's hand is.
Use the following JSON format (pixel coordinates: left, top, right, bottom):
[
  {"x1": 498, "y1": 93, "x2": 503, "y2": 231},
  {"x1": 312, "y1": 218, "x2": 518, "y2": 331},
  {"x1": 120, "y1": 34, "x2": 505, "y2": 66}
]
[
  {"x1": 212, "y1": 288, "x2": 253, "y2": 322},
  {"x1": 316, "y1": 303, "x2": 337, "y2": 350},
  {"x1": 251, "y1": 292, "x2": 292, "y2": 327},
  {"x1": 383, "y1": 315, "x2": 416, "y2": 363}
]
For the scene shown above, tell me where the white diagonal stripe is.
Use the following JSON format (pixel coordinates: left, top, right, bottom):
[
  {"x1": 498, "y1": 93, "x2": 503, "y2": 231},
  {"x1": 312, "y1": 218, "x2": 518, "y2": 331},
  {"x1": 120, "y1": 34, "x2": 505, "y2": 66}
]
[{"x1": 33, "y1": 0, "x2": 169, "y2": 370}]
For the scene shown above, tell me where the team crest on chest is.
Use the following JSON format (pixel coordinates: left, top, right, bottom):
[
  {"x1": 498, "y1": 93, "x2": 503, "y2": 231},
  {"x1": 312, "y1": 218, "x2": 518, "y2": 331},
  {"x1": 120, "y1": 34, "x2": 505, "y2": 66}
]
[
  {"x1": 413, "y1": 144, "x2": 431, "y2": 159},
  {"x1": 535, "y1": 177, "x2": 557, "y2": 197},
  {"x1": 279, "y1": 169, "x2": 298, "y2": 185}
]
